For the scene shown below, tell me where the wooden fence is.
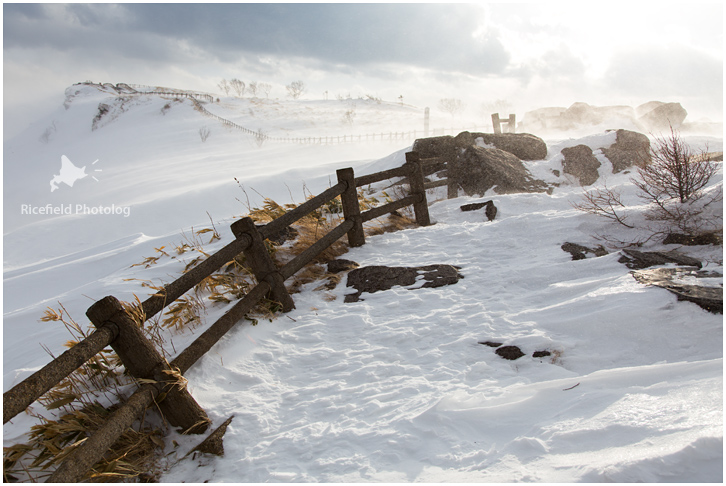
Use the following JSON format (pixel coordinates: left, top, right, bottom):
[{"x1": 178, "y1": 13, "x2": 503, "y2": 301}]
[
  {"x1": 492, "y1": 113, "x2": 516, "y2": 134},
  {"x1": 3, "y1": 152, "x2": 440, "y2": 483}
]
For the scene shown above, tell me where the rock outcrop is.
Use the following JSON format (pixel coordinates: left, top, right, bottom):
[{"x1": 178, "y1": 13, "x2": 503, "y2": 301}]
[
  {"x1": 561, "y1": 145, "x2": 601, "y2": 185},
  {"x1": 601, "y1": 129, "x2": 651, "y2": 173},
  {"x1": 452, "y1": 145, "x2": 550, "y2": 196},
  {"x1": 637, "y1": 102, "x2": 688, "y2": 131},
  {"x1": 521, "y1": 100, "x2": 689, "y2": 134},
  {"x1": 470, "y1": 132, "x2": 548, "y2": 161},
  {"x1": 618, "y1": 249, "x2": 702, "y2": 270},
  {"x1": 412, "y1": 131, "x2": 551, "y2": 197},
  {"x1": 631, "y1": 267, "x2": 722, "y2": 314}
]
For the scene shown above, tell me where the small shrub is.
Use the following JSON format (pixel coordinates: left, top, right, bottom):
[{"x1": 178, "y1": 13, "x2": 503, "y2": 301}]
[
  {"x1": 199, "y1": 127, "x2": 211, "y2": 142},
  {"x1": 574, "y1": 128, "x2": 722, "y2": 243}
]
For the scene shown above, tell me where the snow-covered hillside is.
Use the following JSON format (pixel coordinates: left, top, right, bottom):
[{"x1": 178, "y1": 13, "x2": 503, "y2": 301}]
[{"x1": 3, "y1": 84, "x2": 723, "y2": 482}]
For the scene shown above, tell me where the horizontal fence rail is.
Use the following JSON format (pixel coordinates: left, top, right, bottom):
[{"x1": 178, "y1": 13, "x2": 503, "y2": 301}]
[{"x1": 4, "y1": 152, "x2": 440, "y2": 483}]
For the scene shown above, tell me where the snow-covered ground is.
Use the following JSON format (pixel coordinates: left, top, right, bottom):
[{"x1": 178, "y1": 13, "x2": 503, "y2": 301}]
[{"x1": 3, "y1": 84, "x2": 723, "y2": 482}]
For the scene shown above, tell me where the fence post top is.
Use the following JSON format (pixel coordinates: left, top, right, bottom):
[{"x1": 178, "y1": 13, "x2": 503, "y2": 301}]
[{"x1": 86, "y1": 295, "x2": 124, "y2": 323}]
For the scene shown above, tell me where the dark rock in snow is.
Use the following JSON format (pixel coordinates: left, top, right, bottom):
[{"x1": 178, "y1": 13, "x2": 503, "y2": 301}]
[
  {"x1": 532, "y1": 350, "x2": 552, "y2": 358},
  {"x1": 470, "y1": 132, "x2": 548, "y2": 161},
  {"x1": 327, "y1": 259, "x2": 359, "y2": 274},
  {"x1": 411, "y1": 131, "x2": 550, "y2": 195},
  {"x1": 478, "y1": 341, "x2": 503, "y2": 348},
  {"x1": 561, "y1": 242, "x2": 608, "y2": 261},
  {"x1": 460, "y1": 202, "x2": 489, "y2": 212},
  {"x1": 601, "y1": 129, "x2": 650, "y2": 173},
  {"x1": 663, "y1": 231, "x2": 723, "y2": 246},
  {"x1": 485, "y1": 202, "x2": 498, "y2": 222},
  {"x1": 496, "y1": 346, "x2": 525, "y2": 360},
  {"x1": 561, "y1": 144, "x2": 601, "y2": 186},
  {"x1": 631, "y1": 267, "x2": 723, "y2": 314},
  {"x1": 460, "y1": 200, "x2": 498, "y2": 221},
  {"x1": 618, "y1": 249, "x2": 702, "y2": 270},
  {"x1": 452, "y1": 145, "x2": 551, "y2": 196},
  {"x1": 345, "y1": 264, "x2": 464, "y2": 303}
]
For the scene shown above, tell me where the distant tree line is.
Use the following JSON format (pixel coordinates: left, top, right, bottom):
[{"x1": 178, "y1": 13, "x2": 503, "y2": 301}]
[{"x1": 217, "y1": 78, "x2": 273, "y2": 98}]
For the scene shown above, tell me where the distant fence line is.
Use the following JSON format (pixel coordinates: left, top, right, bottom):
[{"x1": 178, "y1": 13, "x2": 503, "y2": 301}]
[
  {"x1": 82, "y1": 82, "x2": 493, "y2": 145},
  {"x1": 189, "y1": 95, "x2": 484, "y2": 145}
]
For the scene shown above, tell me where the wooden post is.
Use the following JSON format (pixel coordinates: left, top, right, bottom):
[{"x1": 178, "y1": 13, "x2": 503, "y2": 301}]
[
  {"x1": 424, "y1": 107, "x2": 430, "y2": 137},
  {"x1": 230, "y1": 217, "x2": 295, "y2": 312},
  {"x1": 491, "y1": 113, "x2": 501, "y2": 134},
  {"x1": 336, "y1": 168, "x2": 365, "y2": 247},
  {"x1": 405, "y1": 152, "x2": 431, "y2": 226},
  {"x1": 86, "y1": 296, "x2": 209, "y2": 434},
  {"x1": 508, "y1": 114, "x2": 516, "y2": 133}
]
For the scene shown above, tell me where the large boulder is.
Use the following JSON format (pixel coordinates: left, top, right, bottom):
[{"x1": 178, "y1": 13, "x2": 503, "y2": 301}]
[
  {"x1": 412, "y1": 131, "x2": 550, "y2": 196},
  {"x1": 561, "y1": 102, "x2": 602, "y2": 127},
  {"x1": 637, "y1": 102, "x2": 688, "y2": 131},
  {"x1": 411, "y1": 135, "x2": 457, "y2": 174},
  {"x1": 635, "y1": 101, "x2": 665, "y2": 117},
  {"x1": 470, "y1": 132, "x2": 548, "y2": 161},
  {"x1": 452, "y1": 145, "x2": 551, "y2": 196},
  {"x1": 411, "y1": 135, "x2": 457, "y2": 159},
  {"x1": 561, "y1": 144, "x2": 601, "y2": 185},
  {"x1": 601, "y1": 129, "x2": 650, "y2": 173}
]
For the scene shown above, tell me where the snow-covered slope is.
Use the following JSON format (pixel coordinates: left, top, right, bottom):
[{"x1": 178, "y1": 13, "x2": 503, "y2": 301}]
[{"x1": 3, "y1": 84, "x2": 723, "y2": 482}]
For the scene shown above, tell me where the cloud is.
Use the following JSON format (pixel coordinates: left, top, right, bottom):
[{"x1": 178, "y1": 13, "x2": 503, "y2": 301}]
[
  {"x1": 605, "y1": 44, "x2": 723, "y2": 99},
  {"x1": 2, "y1": 2, "x2": 722, "y2": 136},
  {"x1": 4, "y1": 4, "x2": 510, "y2": 76}
]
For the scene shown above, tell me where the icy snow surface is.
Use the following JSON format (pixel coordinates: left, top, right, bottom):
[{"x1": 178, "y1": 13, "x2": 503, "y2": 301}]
[{"x1": 3, "y1": 84, "x2": 723, "y2": 482}]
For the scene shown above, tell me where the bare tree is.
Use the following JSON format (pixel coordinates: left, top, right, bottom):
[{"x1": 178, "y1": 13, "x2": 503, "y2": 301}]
[
  {"x1": 217, "y1": 79, "x2": 231, "y2": 96},
  {"x1": 247, "y1": 81, "x2": 258, "y2": 97},
  {"x1": 634, "y1": 127, "x2": 718, "y2": 204},
  {"x1": 574, "y1": 127, "x2": 722, "y2": 240},
  {"x1": 632, "y1": 127, "x2": 722, "y2": 235},
  {"x1": 571, "y1": 183, "x2": 634, "y2": 228},
  {"x1": 258, "y1": 82, "x2": 272, "y2": 98},
  {"x1": 229, "y1": 78, "x2": 245, "y2": 97},
  {"x1": 286, "y1": 80, "x2": 306, "y2": 99},
  {"x1": 199, "y1": 127, "x2": 211, "y2": 142},
  {"x1": 438, "y1": 98, "x2": 464, "y2": 118},
  {"x1": 342, "y1": 108, "x2": 356, "y2": 126}
]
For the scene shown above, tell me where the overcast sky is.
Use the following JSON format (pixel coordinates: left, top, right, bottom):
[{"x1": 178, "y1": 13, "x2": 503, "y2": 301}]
[{"x1": 3, "y1": 2, "x2": 723, "y2": 138}]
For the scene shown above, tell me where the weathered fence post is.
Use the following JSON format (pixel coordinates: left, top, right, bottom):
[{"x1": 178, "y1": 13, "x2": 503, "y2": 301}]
[
  {"x1": 230, "y1": 217, "x2": 295, "y2": 312},
  {"x1": 336, "y1": 168, "x2": 365, "y2": 247},
  {"x1": 86, "y1": 296, "x2": 210, "y2": 434},
  {"x1": 508, "y1": 114, "x2": 516, "y2": 133},
  {"x1": 491, "y1": 113, "x2": 502, "y2": 134},
  {"x1": 405, "y1": 152, "x2": 431, "y2": 226}
]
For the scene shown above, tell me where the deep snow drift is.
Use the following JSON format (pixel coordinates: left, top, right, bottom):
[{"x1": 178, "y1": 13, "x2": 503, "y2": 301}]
[{"x1": 3, "y1": 84, "x2": 723, "y2": 482}]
